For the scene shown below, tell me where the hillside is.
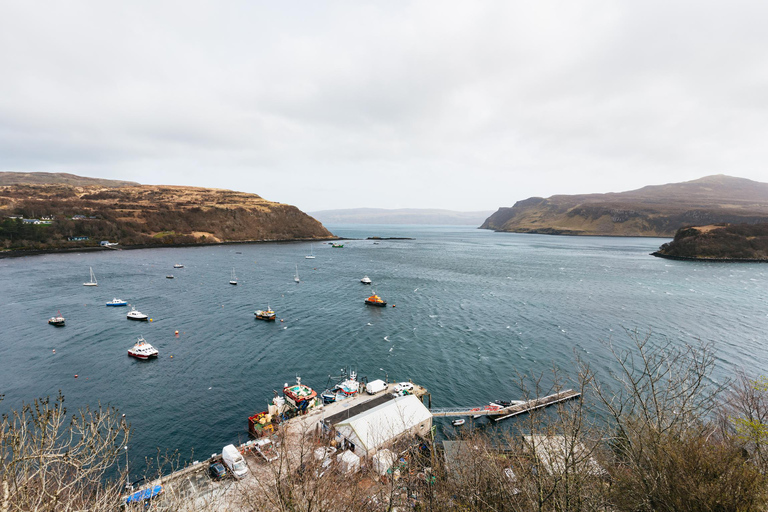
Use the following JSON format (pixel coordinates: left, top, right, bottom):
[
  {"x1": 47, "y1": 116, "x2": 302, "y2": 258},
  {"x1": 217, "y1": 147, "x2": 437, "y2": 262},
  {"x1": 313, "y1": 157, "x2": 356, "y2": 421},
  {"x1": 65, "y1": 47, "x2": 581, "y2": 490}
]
[
  {"x1": 0, "y1": 173, "x2": 334, "y2": 253},
  {"x1": 652, "y1": 224, "x2": 768, "y2": 261},
  {"x1": 480, "y1": 175, "x2": 768, "y2": 237},
  {"x1": 310, "y1": 208, "x2": 494, "y2": 226}
]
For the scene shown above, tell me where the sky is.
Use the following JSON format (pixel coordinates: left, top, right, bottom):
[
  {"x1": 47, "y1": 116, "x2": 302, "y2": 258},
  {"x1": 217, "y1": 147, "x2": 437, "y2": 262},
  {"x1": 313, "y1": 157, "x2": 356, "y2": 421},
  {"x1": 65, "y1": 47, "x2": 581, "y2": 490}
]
[{"x1": 1, "y1": 1, "x2": 767, "y2": 212}]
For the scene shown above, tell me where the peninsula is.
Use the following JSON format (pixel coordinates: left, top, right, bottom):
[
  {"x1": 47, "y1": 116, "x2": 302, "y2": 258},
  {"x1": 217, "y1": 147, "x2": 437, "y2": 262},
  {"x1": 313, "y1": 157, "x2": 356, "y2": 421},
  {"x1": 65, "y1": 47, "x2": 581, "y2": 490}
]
[
  {"x1": 652, "y1": 223, "x2": 768, "y2": 262},
  {"x1": 481, "y1": 175, "x2": 768, "y2": 237},
  {"x1": 0, "y1": 172, "x2": 335, "y2": 255}
]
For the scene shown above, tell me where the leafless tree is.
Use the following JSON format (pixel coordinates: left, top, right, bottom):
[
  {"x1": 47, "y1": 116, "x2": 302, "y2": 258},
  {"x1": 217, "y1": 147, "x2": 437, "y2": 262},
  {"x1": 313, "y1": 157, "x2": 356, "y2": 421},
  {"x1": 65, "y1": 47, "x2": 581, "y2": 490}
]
[{"x1": 0, "y1": 392, "x2": 129, "y2": 512}]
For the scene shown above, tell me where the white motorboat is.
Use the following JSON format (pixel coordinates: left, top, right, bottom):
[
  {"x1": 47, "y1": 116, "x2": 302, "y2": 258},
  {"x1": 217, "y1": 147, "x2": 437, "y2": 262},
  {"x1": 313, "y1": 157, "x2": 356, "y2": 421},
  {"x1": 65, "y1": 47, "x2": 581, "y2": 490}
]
[
  {"x1": 173, "y1": 264, "x2": 184, "y2": 268},
  {"x1": 83, "y1": 267, "x2": 98, "y2": 286},
  {"x1": 128, "y1": 336, "x2": 158, "y2": 359},
  {"x1": 106, "y1": 298, "x2": 128, "y2": 307},
  {"x1": 230, "y1": 268, "x2": 238, "y2": 285},
  {"x1": 360, "y1": 276, "x2": 372, "y2": 284},
  {"x1": 127, "y1": 306, "x2": 149, "y2": 321}
]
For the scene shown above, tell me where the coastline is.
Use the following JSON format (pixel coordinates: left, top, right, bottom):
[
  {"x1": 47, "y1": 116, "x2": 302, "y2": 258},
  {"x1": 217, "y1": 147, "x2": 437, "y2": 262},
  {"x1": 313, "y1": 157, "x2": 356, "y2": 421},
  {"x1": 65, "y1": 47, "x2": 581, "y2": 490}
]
[
  {"x1": 0, "y1": 236, "x2": 342, "y2": 259},
  {"x1": 650, "y1": 251, "x2": 768, "y2": 263}
]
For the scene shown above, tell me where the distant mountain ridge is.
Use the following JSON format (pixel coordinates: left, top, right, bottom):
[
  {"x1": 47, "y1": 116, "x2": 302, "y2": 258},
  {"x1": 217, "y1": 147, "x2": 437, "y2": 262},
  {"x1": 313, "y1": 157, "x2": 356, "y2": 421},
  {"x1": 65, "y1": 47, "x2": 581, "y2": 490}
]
[
  {"x1": 311, "y1": 208, "x2": 494, "y2": 225},
  {"x1": 0, "y1": 172, "x2": 334, "y2": 253},
  {"x1": 481, "y1": 175, "x2": 768, "y2": 237}
]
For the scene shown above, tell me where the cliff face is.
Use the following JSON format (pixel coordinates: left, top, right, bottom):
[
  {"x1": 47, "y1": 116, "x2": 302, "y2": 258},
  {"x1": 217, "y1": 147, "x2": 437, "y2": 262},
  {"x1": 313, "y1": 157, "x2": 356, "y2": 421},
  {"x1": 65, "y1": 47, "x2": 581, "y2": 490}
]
[
  {"x1": 481, "y1": 175, "x2": 768, "y2": 237},
  {"x1": 654, "y1": 224, "x2": 768, "y2": 260},
  {"x1": 0, "y1": 175, "x2": 334, "y2": 251}
]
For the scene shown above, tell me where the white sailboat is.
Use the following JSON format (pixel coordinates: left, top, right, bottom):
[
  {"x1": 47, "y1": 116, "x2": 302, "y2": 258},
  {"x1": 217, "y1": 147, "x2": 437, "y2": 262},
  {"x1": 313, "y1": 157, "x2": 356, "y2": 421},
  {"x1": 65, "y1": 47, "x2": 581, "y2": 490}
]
[
  {"x1": 294, "y1": 264, "x2": 300, "y2": 283},
  {"x1": 305, "y1": 244, "x2": 315, "y2": 259},
  {"x1": 230, "y1": 268, "x2": 238, "y2": 285},
  {"x1": 83, "y1": 267, "x2": 98, "y2": 286}
]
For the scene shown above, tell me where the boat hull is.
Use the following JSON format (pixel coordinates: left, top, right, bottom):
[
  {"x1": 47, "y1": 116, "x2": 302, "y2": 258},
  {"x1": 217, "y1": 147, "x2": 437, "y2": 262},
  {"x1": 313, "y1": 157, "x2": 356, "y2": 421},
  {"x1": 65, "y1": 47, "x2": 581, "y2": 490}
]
[
  {"x1": 106, "y1": 303, "x2": 127, "y2": 307},
  {"x1": 83, "y1": 283, "x2": 98, "y2": 287},
  {"x1": 128, "y1": 352, "x2": 158, "y2": 359},
  {"x1": 230, "y1": 281, "x2": 238, "y2": 285},
  {"x1": 48, "y1": 321, "x2": 65, "y2": 326},
  {"x1": 127, "y1": 316, "x2": 148, "y2": 321},
  {"x1": 365, "y1": 300, "x2": 387, "y2": 307}
]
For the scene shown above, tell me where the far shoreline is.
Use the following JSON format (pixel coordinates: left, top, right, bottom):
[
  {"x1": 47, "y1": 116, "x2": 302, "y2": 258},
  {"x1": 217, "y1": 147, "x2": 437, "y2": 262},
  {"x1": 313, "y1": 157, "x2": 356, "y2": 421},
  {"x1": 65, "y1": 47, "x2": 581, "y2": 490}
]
[
  {"x1": 0, "y1": 236, "x2": 344, "y2": 259},
  {"x1": 651, "y1": 251, "x2": 768, "y2": 263}
]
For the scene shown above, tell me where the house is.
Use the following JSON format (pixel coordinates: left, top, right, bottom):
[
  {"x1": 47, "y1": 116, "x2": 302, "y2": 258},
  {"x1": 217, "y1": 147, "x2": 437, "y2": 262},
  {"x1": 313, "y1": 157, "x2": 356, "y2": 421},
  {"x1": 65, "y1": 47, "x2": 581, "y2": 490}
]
[
  {"x1": 72, "y1": 215, "x2": 87, "y2": 220},
  {"x1": 22, "y1": 219, "x2": 41, "y2": 224},
  {"x1": 332, "y1": 395, "x2": 432, "y2": 457}
]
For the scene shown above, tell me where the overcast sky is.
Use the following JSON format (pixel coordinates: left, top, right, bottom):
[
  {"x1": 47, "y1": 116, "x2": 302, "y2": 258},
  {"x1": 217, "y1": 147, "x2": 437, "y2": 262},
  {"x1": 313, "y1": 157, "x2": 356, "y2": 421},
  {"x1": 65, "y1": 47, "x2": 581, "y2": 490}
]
[{"x1": 1, "y1": 1, "x2": 767, "y2": 212}]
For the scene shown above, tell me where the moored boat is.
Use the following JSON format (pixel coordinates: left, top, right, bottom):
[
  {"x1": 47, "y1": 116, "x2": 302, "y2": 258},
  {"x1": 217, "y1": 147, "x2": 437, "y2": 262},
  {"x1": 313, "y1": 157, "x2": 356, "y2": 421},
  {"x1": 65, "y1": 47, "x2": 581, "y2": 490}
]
[
  {"x1": 48, "y1": 311, "x2": 65, "y2": 326},
  {"x1": 332, "y1": 243, "x2": 343, "y2": 248},
  {"x1": 173, "y1": 264, "x2": 184, "y2": 268},
  {"x1": 230, "y1": 268, "x2": 238, "y2": 285},
  {"x1": 452, "y1": 418, "x2": 466, "y2": 426},
  {"x1": 83, "y1": 267, "x2": 98, "y2": 286},
  {"x1": 166, "y1": 275, "x2": 174, "y2": 279},
  {"x1": 360, "y1": 276, "x2": 372, "y2": 284},
  {"x1": 305, "y1": 244, "x2": 316, "y2": 259},
  {"x1": 283, "y1": 376, "x2": 318, "y2": 412},
  {"x1": 127, "y1": 307, "x2": 149, "y2": 321},
  {"x1": 106, "y1": 298, "x2": 128, "y2": 307},
  {"x1": 365, "y1": 293, "x2": 387, "y2": 307},
  {"x1": 127, "y1": 335, "x2": 158, "y2": 359},
  {"x1": 255, "y1": 307, "x2": 276, "y2": 321},
  {"x1": 321, "y1": 369, "x2": 361, "y2": 403}
]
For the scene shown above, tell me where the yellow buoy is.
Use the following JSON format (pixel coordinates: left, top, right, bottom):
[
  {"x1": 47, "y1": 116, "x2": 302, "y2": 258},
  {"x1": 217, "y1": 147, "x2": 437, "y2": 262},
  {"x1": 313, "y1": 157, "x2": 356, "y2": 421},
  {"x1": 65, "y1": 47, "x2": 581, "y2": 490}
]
[{"x1": 149, "y1": 319, "x2": 153, "y2": 322}]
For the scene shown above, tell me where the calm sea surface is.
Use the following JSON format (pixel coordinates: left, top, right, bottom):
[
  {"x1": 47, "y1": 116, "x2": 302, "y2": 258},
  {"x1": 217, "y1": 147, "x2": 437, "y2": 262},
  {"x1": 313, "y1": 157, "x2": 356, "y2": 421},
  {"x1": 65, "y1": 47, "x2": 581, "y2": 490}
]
[{"x1": 1, "y1": 225, "x2": 766, "y2": 471}]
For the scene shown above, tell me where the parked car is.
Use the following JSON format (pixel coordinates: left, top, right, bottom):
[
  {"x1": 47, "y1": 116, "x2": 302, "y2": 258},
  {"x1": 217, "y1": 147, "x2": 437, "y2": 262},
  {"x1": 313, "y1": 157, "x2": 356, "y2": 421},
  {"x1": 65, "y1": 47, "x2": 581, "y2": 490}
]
[
  {"x1": 392, "y1": 382, "x2": 414, "y2": 396},
  {"x1": 209, "y1": 462, "x2": 227, "y2": 480}
]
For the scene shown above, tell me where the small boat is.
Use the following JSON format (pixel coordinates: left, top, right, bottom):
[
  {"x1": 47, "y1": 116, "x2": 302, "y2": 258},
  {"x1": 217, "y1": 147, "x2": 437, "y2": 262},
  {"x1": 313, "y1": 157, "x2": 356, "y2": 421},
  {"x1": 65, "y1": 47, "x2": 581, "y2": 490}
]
[
  {"x1": 127, "y1": 335, "x2": 159, "y2": 359},
  {"x1": 166, "y1": 275, "x2": 174, "y2": 279},
  {"x1": 452, "y1": 419, "x2": 466, "y2": 426},
  {"x1": 173, "y1": 264, "x2": 184, "y2": 268},
  {"x1": 331, "y1": 243, "x2": 344, "y2": 248},
  {"x1": 127, "y1": 307, "x2": 149, "y2": 321},
  {"x1": 494, "y1": 400, "x2": 514, "y2": 407},
  {"x1": 124, "y1": 485, "x2": 163, "y2": 505},
  {"x1": 283, "y1": 376, "x2": 318, "y2": 411},
  {"x1": 305, "y1": 244, "x2": 315, "y2": 259},
  {"x1": 48, "y1": 311, "x2": 65, "y2": 326},
  {"x1": 294, "y1": 264, "x2": 300, "y2": 283},
  {"x1": 106, "y1": 298, "x2": 128, "y2": 307},
  {"x1": 360, "y1": 276, "x2": 372, "y2": 284},
  {"x1": 230, "y1": 268, "x2": 238, "y2": 285},
  {"x1": 365, "y1": 293, "x2": 387, "y2": 307},
  {"x1": 255, "y1": 307, "x2": 276, "y2": 321},
  {"x1": 83, "y1": 267, "x2": 98, "y2": 286},
  {"x1": 322, "y1": 369, "x2": 360, "y2": 403}
]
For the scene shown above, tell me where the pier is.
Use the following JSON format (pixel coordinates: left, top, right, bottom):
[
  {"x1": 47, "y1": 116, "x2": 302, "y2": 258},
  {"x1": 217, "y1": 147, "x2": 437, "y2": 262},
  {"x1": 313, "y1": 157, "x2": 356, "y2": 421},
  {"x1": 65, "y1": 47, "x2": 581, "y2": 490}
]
[{"x1": 430, "y1": 389, "x2": 581, "y2": 421}]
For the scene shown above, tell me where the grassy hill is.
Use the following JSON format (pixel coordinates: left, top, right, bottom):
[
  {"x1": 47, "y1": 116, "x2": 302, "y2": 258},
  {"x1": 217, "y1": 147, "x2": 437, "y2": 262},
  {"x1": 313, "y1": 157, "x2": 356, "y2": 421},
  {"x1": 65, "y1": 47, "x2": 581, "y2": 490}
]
[
  {"x1": 480, "y1": 175, "x2": 768, "y2": 237},
  {"x1": 0, "y1": 173, "x2": 334, "y2": 253}
]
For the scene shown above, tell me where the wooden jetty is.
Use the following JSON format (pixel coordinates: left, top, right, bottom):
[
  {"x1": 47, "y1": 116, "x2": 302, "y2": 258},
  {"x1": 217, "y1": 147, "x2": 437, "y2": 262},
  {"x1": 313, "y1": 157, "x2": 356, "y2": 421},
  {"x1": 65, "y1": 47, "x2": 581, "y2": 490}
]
[{"x1": 430, "y1": 389, "x2": 581, "y2": 421}]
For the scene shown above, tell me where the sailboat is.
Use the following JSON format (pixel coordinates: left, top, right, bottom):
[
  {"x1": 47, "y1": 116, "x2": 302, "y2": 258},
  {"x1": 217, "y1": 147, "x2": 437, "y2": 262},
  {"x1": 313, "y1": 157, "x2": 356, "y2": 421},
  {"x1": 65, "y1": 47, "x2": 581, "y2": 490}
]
[
  {"x1": 305, "y1": 244, "x2": 316, "y2": 259},
  {"x1": 294, "y1": 264, "x2": 300, "y2": 283},
  {"x1": 83, "y1": 267, "x2": 98, "y2": 286},
  {"x1": 230, "y1": 268, "x2": 238, "y2": 285}
]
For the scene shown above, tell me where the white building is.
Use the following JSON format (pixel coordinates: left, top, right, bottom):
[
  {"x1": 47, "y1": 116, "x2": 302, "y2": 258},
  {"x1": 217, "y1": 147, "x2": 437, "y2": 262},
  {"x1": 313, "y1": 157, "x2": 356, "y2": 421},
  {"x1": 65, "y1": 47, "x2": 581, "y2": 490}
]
[{"x1": 333, "y1": 395, "x2": 432, "y2": 457}]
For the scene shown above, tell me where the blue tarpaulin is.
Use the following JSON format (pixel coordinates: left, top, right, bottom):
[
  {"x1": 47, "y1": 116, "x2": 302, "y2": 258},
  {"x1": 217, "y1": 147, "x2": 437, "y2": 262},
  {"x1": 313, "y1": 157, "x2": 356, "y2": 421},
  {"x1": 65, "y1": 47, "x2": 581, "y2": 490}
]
[{"x1": 124, "y1": 485, "x2": 163, "y2": 504}]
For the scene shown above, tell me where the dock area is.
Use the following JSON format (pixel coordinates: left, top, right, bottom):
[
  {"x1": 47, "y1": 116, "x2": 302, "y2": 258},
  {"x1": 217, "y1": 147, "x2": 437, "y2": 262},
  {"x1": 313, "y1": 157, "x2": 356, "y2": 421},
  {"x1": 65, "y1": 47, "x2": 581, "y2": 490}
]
[{"x1": 430, "y1": 389, "x2": 581, "y2": 420}]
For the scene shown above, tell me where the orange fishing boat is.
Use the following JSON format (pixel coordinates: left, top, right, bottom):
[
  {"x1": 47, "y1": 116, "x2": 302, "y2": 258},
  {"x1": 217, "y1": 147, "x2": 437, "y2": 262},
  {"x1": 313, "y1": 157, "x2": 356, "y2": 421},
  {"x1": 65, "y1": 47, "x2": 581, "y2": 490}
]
[{"x1": 365, "y1": 293, "x2": 387, "y2": 307}]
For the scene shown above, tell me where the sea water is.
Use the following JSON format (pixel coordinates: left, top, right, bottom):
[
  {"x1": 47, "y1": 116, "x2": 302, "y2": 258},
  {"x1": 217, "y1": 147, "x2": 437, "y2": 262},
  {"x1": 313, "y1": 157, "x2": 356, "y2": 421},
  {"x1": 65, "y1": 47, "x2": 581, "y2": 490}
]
[{"x1": 0, "y1": 225, "x2": 766, "y2": 470}]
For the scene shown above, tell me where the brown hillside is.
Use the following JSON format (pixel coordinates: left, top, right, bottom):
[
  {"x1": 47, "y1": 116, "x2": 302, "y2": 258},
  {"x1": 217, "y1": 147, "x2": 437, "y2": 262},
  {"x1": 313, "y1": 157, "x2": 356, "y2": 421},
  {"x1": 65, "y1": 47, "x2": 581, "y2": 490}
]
[
  {"x1": 0, "y1": 183, "x2": 334, "y2": 252},
  {"x1": 481, "y1": 175, "x2": 768, "y2": 237}
]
